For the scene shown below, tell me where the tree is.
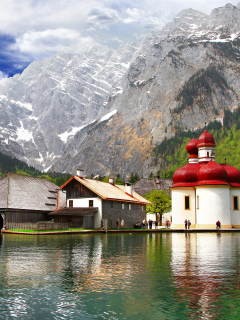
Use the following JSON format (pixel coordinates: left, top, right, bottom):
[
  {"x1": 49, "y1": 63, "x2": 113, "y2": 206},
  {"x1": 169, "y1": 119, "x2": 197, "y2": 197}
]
[{"x1": 143, "y1": 190, "x2": 171, "y2": 225}]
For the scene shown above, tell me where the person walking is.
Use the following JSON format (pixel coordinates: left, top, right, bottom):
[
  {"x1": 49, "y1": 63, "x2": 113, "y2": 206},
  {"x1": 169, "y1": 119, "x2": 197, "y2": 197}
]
[
  {"x1": 184, "y1": 219, "x2": 187, "y2": 229},
  {"x1": 188, "y1": 220, "x2": 191, "y2": 229},
  {"x1": 116, "y1": 218, "x2": 120, "y2": 230}
]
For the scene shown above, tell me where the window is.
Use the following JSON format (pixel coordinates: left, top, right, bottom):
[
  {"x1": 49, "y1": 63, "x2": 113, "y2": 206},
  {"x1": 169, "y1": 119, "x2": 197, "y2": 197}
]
[
  {"x1": 197, "y1": 195, "x2": 199, "y2": 209},
  {"x1": 185, "y1": 196, "x2": 190, "y2": 210},
  {"x1": 69, "y1": 200, "x2": 73, "y2": 207},
  {"x1": 233, "y1": 196, "x2": 239, "y2": 211},
  {"x1": 142, "y1": 205, "x2": 144, "y2": 211},
  {"x1": 111, "y1": 202, "x2": 113, "y2": 208},
  {"x1": 122, "y1": 203, "x2": 124, "y2": 209},
  {"x1": 129, "y1": 204, "x2": 131, "y2": 210},
  {"x1": 207, "y1": 151, "x2": 209, "y2": 157},
  {"x1": 89, "y1": 200, "x2": 93, "y2": 207}
]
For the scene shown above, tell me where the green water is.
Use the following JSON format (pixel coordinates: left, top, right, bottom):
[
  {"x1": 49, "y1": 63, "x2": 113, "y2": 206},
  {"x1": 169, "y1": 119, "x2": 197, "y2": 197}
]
[{"x1": 0, "y1": 232, "x2": 240, "y2": 319}]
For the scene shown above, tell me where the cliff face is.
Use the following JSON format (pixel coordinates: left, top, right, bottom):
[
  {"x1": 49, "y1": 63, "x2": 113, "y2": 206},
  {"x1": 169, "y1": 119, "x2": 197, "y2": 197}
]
[{"x1": 0, "y1": 3, "x2": 240, "y2": 177}]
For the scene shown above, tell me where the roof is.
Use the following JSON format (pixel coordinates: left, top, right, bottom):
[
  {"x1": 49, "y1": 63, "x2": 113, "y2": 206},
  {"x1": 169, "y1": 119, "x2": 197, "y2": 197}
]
[
  {"x1": 49, "y1": 207, "x2": 98, "y2": 216},
  {"x1": 133, "y1": 178, "x2": 173, "y2": 196},
  {"x1": 0, "y1": 173, "x2": 62, "y2": 211},
  {"x1": 61, "y1": 176, "x2": 151, "y2": 204},
  {"x1": 197, "y1": 129, "x2": 216, "y2": 148}
]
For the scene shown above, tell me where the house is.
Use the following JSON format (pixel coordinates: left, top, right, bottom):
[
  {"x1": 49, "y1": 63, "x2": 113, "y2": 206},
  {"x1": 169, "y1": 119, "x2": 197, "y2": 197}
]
[
  {"x1": 0, "y1": 173, "x2": 65, "y2": 230},
  {"x1": 171, "y1": 129, "x2": 240, "y2": 229},
  {"x1": 49, "y1": 169, "x2": 151, "y2": 229}
]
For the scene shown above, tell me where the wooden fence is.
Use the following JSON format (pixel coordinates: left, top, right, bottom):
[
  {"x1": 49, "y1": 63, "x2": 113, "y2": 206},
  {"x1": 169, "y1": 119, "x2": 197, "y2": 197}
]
[{"x1": 6, "y1": 222, "x2": 69, "y2": 231}]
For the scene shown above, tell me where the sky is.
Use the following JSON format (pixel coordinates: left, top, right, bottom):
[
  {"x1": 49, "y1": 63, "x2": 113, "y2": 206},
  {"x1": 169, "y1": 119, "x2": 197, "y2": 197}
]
[{"x1": 0, "y1": 0, "x2": 239, "y2": 79}]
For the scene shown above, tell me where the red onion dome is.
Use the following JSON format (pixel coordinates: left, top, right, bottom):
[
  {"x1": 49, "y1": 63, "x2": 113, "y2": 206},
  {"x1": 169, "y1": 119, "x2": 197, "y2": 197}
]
[
  {"x1": 186, "y1": 138, "x2": 198, "y2": 158},
  {"x1": 196, "y1": 161, "x2": 229, "y2": 186},
  {"x1": 173, "y1": 163, "x2": 199, "y2": 187},
  {"x1": 197, "y1": 129, "x2": 216, "y2": 148},
  {"x1": 221, "y1": 164, "x2": 240, "y2": 187}
]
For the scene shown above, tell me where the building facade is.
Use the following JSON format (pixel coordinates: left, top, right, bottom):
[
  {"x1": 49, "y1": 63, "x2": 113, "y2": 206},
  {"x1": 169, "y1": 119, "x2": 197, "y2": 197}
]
[
  {"x1": 51, "y1": 170, "x2": 151, "y2": 229},
  {"x1": 0, "y1": 173, "x2": 64, "y2": 230},
  {"x1": 171, "y1": 129, "x2": 240, "y2": 229}
]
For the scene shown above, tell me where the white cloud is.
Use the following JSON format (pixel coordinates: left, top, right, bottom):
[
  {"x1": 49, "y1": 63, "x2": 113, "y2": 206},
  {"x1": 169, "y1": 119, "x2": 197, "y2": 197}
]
[
  {"x1": 87, "y1": 7, "x2": 120, "y2": 28},
  {"x1": 0, "y1": 71, "x2": 8, "y2": 80},
  {"x1": 86, "y1": 27, "x2": 96, "y2": 32},
  {"x1": 13, "y1": 28, "x2": 96, "y2": 56},
  {"x1": 123, "y1": 7, "x2": 167, "y2": 29},
  {"x1": 108, "y1": 37, "x2": 124, "y2": 43}
]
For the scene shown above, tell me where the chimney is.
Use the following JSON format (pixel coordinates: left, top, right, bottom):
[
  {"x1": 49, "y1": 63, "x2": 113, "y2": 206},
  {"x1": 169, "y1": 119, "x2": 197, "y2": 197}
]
[
  {"x1": 76, "y1": 169, "x2": 84, "y2": 178},
  {"x1": 109, "y1": 177, "x2": 115, "y2": 185},
  {"x1": 155, "y1": 176, "x2": 160, "y2": 184},
  {"x1": 125, "y1": 182, "x2": 133, "y2": 197}
]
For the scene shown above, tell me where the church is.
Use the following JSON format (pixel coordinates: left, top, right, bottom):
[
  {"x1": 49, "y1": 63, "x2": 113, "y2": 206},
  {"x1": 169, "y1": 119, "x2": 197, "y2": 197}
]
[{"x1": 171, "y1": 129, "x2": 240, "y2": 229}]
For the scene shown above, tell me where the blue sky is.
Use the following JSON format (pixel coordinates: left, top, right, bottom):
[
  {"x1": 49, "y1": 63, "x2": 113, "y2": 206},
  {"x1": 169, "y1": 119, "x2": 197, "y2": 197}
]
[{"x1": 0, "y1": 0, "x2": 239, "y2": 79}]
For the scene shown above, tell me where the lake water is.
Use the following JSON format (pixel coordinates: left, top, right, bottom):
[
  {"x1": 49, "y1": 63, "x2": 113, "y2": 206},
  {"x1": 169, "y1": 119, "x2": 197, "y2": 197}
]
[{"x1": 0, "y1": 232, "x2": 240, "y2": 319}]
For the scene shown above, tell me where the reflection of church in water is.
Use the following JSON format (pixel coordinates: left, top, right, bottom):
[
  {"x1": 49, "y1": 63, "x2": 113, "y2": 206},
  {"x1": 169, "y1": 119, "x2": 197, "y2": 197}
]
[{"x1": 171, "y1": 129, "x2": 240, "y2": 229}]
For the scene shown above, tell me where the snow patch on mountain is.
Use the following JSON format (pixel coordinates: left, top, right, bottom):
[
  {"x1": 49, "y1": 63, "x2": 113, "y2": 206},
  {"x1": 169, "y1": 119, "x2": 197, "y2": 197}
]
[
  {"x1": 17, "y1": 121, "x2": 33, "y2": 142},
  {"x1": 100, "y1": 109, "x2": 117, "y2": 122}
]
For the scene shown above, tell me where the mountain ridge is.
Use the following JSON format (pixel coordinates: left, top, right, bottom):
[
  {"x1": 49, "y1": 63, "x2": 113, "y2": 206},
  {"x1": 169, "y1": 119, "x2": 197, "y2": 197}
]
[{"x1": 0, "y1": 2, "x2": 239, "y2": 177}]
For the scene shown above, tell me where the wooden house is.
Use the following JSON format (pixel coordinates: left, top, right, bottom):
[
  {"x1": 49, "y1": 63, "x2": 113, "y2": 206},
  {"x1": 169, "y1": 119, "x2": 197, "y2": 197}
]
[
  {"x1": 49, "y1": 169, "x2": 151, "y2": 229},
  {"x1": 0, "y1": 173, "x2": 65, "y2": 230}
]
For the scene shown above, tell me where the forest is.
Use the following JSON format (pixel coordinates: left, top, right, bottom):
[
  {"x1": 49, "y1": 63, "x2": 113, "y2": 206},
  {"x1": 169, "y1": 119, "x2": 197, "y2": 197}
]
[{"x1": 152, "y1": 106, "x2": 240, "y2": 178}]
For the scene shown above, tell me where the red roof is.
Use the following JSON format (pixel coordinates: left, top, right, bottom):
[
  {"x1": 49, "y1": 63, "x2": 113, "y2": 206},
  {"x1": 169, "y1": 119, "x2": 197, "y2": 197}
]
[
  {"x1": 173, "y1": 163, "x2": 199, "y2": 187},
  {"x1": 221, "y1": 164, "x2": 240, "y2": 187},
  {"x1": 196, "y1": 160, "x2": 229, "y2": 186},
  {"x1": 172, "y1": 133, "x2": 240, "y2": 188},
  {"x1": 186, "y1": 138, "x2": 198, "y2": 158},
  {"x1": 197, "y1": 129, "x2": 216, "y2": 148}
]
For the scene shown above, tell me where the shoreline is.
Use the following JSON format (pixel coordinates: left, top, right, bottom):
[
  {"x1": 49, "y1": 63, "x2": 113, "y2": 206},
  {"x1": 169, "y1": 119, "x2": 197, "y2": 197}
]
[{"x1": 1, "y1": 228, "x2": 240, "y2": 235}]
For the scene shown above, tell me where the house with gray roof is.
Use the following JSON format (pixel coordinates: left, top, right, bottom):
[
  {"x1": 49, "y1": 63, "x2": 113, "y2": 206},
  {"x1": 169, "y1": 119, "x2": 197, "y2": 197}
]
[{"x1": 0, "y1": 173, "x2": 65, "y2": 230}]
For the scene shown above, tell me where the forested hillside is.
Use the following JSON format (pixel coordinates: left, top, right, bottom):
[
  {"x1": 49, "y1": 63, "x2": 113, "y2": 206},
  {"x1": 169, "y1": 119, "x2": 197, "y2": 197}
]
[
  {"x1": 151, "y1": 106, "x2": 240, "y2": 178},
  {"x1": 0, "y1": 152, "x2": 70, "y2": 186}
]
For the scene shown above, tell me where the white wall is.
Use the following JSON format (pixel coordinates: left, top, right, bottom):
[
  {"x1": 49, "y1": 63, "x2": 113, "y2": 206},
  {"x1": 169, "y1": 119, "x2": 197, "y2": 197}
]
[
  {"x1": 196, "y1": 186, "x2": 231, "y2": 228},
  {"x1": 171, "y1": 188, "x2": 196, "y2": 228},
  {"x1": 198, "y1": 147, "x2": 215, "y2": 162},
  {"x1": 67, "y1": 197, "x2": 102, "y2": 228},
  {"x1": 230, "y1": 188, "x2": 240, "y2": 227}
]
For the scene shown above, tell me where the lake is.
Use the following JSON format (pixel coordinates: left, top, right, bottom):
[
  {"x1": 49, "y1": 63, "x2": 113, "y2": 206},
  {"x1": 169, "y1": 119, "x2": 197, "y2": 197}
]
[{"x1": 0, "y1": 232, "x2": 240, "y2": 319}]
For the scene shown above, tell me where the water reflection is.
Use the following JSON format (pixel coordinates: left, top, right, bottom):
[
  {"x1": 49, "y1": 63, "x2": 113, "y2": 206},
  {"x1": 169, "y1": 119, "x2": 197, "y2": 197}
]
[{"x1": 0, "y1": 232, "x2": 240, "y2": 319}]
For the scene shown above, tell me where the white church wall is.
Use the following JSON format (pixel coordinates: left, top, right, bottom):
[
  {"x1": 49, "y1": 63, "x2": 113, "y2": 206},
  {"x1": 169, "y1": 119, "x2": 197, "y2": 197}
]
[
  {"x1": 230, "y1": 188, "x2": 240, "y2": 227},
  {"x1": 171, "y1": 188, "x2": 196, "y2": 228},
  {"x1": 196, "y1": 186, "x2": 231, "y2": 228}
]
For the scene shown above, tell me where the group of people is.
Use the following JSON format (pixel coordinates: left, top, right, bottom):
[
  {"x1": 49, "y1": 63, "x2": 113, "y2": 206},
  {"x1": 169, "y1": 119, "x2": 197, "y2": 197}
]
[{"x1": 184, "y1": 219, "x2": 191, "y2": 229}]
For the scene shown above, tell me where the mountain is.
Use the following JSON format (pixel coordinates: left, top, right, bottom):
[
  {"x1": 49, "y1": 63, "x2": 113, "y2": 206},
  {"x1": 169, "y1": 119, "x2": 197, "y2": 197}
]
[{"x1": 0, "y1": 3, "x2": 240, "y2": 177}]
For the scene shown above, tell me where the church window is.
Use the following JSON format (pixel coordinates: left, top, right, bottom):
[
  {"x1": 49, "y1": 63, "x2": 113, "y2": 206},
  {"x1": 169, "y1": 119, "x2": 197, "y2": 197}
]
[
  {"x1": 233, "y1": 196, "x2": 239, "y2": 211},
  {"x1": 122, "y1": 203, "x2": 124, "y2": 209},
  {"x1": 197, "y1": 195, "x2": 199, "y2": 209},
  {"x1": 111, "y1": 202, "x2": 113, "y2": 208},
  {"x1": 129, "y1": 204, "x2": 131, "y2": 210},
  {"x1": 69, "y1": 200, "x2": 73, "y2": 207},
  {"x1": 185, "y1": 196, "x2": 190, "y2": 210},
  {"x1": 207, "y1": 152, "x2": 209, "y2": 157}
]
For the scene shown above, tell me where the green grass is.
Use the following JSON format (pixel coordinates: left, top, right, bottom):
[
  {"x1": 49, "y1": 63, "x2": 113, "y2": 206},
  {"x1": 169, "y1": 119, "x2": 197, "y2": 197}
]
[{"x1": 8, "y1": 228, "x2": 90, "y2": 233}]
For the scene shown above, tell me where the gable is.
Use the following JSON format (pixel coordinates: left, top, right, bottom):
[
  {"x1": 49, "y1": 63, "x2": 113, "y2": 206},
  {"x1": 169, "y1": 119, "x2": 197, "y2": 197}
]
[{"x1": 64, "y1": 179, "x2": 99, "y2": 199}]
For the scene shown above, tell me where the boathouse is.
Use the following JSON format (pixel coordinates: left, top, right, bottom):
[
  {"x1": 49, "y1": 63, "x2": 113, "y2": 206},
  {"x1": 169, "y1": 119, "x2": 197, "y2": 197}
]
[
  {"x1": 0, "y1": 173, "x2": 65, "y2": 230},
  {"x1": 171, "y1": 129, "x2": 240, "y2": 229}
]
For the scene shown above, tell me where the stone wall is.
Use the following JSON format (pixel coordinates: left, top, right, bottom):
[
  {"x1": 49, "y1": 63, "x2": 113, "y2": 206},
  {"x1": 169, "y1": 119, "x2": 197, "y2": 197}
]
[{"x1": 102, "y1": 200, "x2": 146, "y2": 229}]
